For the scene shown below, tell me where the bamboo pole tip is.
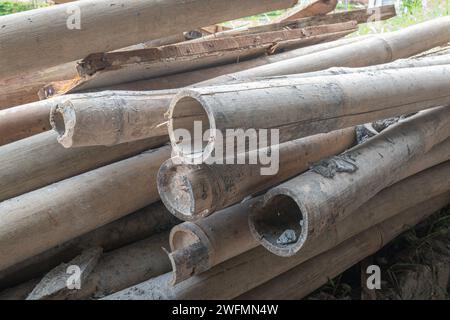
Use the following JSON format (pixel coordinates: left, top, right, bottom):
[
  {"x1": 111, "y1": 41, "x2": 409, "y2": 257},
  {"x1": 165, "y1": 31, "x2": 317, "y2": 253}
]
[
  {"x1": 249, "y1": 189, "x2": 308, "y2": 257},
  {"x1": 49, "y1": 101, "x2": 76, "y2": 148}
]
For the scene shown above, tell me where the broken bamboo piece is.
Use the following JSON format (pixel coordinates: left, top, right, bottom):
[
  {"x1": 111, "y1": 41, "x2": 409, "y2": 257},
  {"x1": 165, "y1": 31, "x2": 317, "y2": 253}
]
[
  {"x1": 104, "y1": 161, "x2": 450, "y2": 299},
  {"x1": 158, "y1": 128, "x2": 355, "y2": 221},
  {"x1": 0, "y1": 131, "x2": 167, "y2": 202},
  {"x1": 249, "y1": 107, "x2": 450, "y2": 257},
  {"x1": 0, "y1": 0, "x2": 297, "y2": 78},
  {"x1": 274, "y1": 0, "x2": 338, "y2": 23},
  {"x1": 0, "y1": 145, "x2": 171, "y2": 271},
  {"x1": 169, "y1": 67, "x2": 450, "y2": 161}
]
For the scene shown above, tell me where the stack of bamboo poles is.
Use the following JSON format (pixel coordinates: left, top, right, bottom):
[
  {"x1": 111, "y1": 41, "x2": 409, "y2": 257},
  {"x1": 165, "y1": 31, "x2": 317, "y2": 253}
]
[{"x1": 0, "y1": 0, "x2": 449, "y2": 300}]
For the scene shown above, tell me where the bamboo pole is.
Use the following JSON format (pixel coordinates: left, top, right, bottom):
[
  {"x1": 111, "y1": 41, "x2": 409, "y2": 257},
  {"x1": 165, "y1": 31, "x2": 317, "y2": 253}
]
[
  {"x1": 0, "y1": 145, "x2": 170, "y2": 271},
  {"x1": 0, "y1": 0, "x2": 297, "y2": 78},
  {"x1": 104, "y1": 160, "x2": 450, "y2": 299},
  {"x1": 0, "y1": 131, "x2": 167, "y2": 202},
  {"x1": 249, "y1": 107, "x2": 450, "y2": 257},
  {"x1": 238, "y1": 193, "x2": 450, "y2": 300},
  {"x1": 168, "y1": 68, "x2": 450, "y2": 161},
  {"x1": 0, "y1": 201, "x2": 178, "y2": 291},
  {"x1": 166, "y1": 142, "x2": 450, "y2": 284},
  {"x1": 274, "y1": 0, "x2": 338, "y2": 23},
  {"x1": 158, "y1": 128, "x2": 355, "y2": 221}
]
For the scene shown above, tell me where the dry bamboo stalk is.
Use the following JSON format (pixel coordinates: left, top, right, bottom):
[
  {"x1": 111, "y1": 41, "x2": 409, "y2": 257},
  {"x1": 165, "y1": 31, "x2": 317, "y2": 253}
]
[
  {"x1": 0, "y1": 145, "x2": 171, "y2": 271},
  {"x1": 0, "y1": 201, "x2": 178, "y2": 291},
  {"x1": 27, "y1": 231, "x2": 171, "y2": 300},
  {"x1": 104, "y1": 160, "x2": 450, "y2": 299},
  {"x1": 166, "y1": 141, "x2": 450, "y2": 284},
  {"x1": 275, "y1": 0, "x2": 338, "y2": 23},
  {"x1": 158, "y1": 128, "x2": 355, "y2": 221},
  {"x1": 196, "y1": 5, "x2": 395, "y2": 41},
  {"x1": 238, "y1": 193, "x2": 450, "y2": 300},
  {"x1": 0, "y1": 131, "x2": 167, "y2": 202},
  {"x1": 0, "y1": 0, "x2": 296, "y2": 78},
  {"x1": 249, "y1": 107, "x2": 450, "y2": 257},
  {"x1": 201, "y1": 16, "x2": 450, "y2": 84},
  {"x1": 169, "y1": 67, "x2": 450, "y2": 161}
]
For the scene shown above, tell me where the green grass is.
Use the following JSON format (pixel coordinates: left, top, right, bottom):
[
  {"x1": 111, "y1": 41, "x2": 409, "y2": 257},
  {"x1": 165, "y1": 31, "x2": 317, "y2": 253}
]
[{"x1": 0, "y1": 1, "x2": 35, "y2": 15}]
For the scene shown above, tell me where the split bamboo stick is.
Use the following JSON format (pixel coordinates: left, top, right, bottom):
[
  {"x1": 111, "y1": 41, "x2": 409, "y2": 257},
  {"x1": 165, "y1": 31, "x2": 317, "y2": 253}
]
[
  {"x1": 158, "y1": 128, "x2": 355, "y2": 221},
  {"x1": 0, "y1": 201, "x2": 178, "y2": 291},
  {"x1": 275, "y1": 0, "x2": 338, "y2": 23},
  {"x1": 249, "y1": 107, "x2": 450, "y2": 257},
  {"x1": 0, "y1": 0, "x2": 297, "y2": 78},
  {"x1": 238, "y1": 193, "x2": 450, "y2": 300},
  {"x1": 0, "y1": 145, "x2": 171, "y2": 271},
  {"x1": 105, "y1": 160, "x2": 450, "y2": 298},
  {"x1": 0, "y1": 131, "x2": 167, "y2": 201},
  {"x1": 168, "y1": 68, "x2": 450, "y2": 161}
]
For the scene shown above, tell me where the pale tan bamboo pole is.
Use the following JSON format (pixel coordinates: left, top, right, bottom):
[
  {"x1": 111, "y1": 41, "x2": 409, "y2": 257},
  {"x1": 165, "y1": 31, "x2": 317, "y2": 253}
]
[
  {"x1": 249, "y1": 107, "x2": 450, "y2": 257},
  {"x1": 166, "y1": 146, "x2": 450, "y2": 284},
  {"x1": 0, "y1": 131, "x2": 167, "y2": 202},
  {"x1": 169, "y1": 68, "x2": 450, "y2": 161},
  {"x1": 27, "y1": 231, "x2": 171, "y2": 300},
  {"x1": 238, "y1": 193, "x2": 450, "y2": 300},
  {"x1": 0, "y1": 0, "x2": 297, "y2": 78},
  {"x1": 0, "y1": 201, "x2": 178, "y2": 291},
  {"x1": 275, "y1": 0, "x2": 338, "y2": 23},
  {"x1": 0, "y1": 145, "x2": 171, "y2": 271},
  {"x1": 200, "y1": 16, "x2": 450, "y2": 84},
  {"x1": 158, "y1": 128, "x2": 355, "y2": 221},
  {"x1": 104, "y1": 161, "x2": 450, "y2": 299}
]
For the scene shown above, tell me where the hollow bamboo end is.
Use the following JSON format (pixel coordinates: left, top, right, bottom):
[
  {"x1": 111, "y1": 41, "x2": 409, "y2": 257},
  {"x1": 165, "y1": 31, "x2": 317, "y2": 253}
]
[
  {"x1": 249, "y1": 189, "x2": 308, "y2": 257},
  {"x1": 49, "y1": 101, "x2": 76, "y2": 148}
]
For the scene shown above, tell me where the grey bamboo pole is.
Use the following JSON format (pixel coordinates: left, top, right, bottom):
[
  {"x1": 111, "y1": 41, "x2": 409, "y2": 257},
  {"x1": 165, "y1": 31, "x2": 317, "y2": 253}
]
[
  {"x1": 0, "y1": 0, "x2": 297, "y2": 78},
  {"x1": 0, "y1": 130, "x2": 167, "y2": 202},
  {"x1": 200, "y1": 16, "x2": 450, "y2": 84},
  {"x1": 249, "y1": 107, "x2": 450, "y2": 257},
  {"x1": 158, "y1": 128, "x2": 355, "y2": 221},
  {"x1": 168, "y1": 67, "x2": 450, "y2": 161},
  {"x1": 105, "y1": 160, "x2": 450, "y2": 298},
  {"x1": 0, "y1": 201, "x2": 178, "y2": 291},
  {"x1": 0, "y1": 145, "x2": 171, "y2": 271},
  {"x1": 238, "y1": 193, "x2": 450, "y2": 300}
]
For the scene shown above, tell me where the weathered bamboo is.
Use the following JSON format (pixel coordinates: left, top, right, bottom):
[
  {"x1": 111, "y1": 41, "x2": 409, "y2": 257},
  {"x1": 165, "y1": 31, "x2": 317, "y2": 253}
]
[
  {"x1": 169, "y1": 68, "x2": 450, "y2": 161},
  {"x1": 0, "y1": 0, "x2": 296, "y2": 78},
  {"x1": 249, "y1": 107, "x2": 450, "y2": 257},
  {"x1": 201, "y1": 16, "x2": 450, "y2": 84},
  {"x1": 238, "y1": 193, "x2": 450, "y2": 300},
  {"x1": 0, "y1": 279, "x2": 40, "y2": 300},
  {"x1": 275, "y1": 0, "x2": 338, "y2": 23},
  {"x1": 0, "y1": 201, "x2": 178, "y2": 291},
  {"x1": 0, "y1": 145, "x2": 171, "y2": 271},
  {"x1": 0, "y1": 130, "x2": 167, "y2": 201},
  {"x1": 104, "y1": 161, "x2": 450, "y2": 299},
  {"x1": 158, "y1": 128, "x2": 355, "y2": 221},
  {"x1": 27, "y1": 231, "x2": 171, "y2": 300}
]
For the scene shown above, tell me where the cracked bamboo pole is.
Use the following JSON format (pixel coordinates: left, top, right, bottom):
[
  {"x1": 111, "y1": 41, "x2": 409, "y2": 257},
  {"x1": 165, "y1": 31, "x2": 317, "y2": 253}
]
[
  {"x1": 0, "y1": 145, "x2": 171, "y2": 271},
  {"x1": 0, "y1": 130, "x2": 167, "y2": 202},
  {"x1": 239, "y1": 193, "x2": 450, "y2": 300},
  {"x1": 103, "y1": 160, "x2": 450, "y2": 299},
  {"x1": 275, "y1": 0, "x2": 338, "y2": 23},
  {"x1": 249, "y1": 107, "x2": 450, "y2": 257},
  {"x1": 158, "y1": 128, "x2": 355, "y2": 221},
  {"x1": 0, "y1": 0, "x2": 296, "y2": 78},
  {"x1": 168, "y1": 67, "x2": 450, "y2": 162},
  {"x1": 164, "y1": 140, "x2": 450, "y2": 285}
]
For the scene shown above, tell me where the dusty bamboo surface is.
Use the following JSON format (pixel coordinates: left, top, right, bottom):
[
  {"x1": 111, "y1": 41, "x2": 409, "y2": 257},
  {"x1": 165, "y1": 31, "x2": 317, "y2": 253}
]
[
  {"x1": 0, "y1": 201, "x2": 178, "y2": 291},
  {"x1": 169, "y1": 67, "x2": 450, "y2": 161},
  {"x1": 27, "y1": 231, "x2": 171, "y2": 300},
  {"x1": 249, "y1": 107, "x2": 450, "y2": 257},
  {"x1": 0, "y1": 145, "x2": 171, "y2": 271},
  {"x1": 158, "y1": 128, "x2": 355, "y2": 221},
  {"x1": 239, "y1": 193, "x2": 450, "y2": 300},
  {"x1": 0, "y1": 131, "x2": 167, "y2": 202},
  {"x1": 275, "y1": 0, "x2": 338, "y2": 23},
  {"x1": 0, "y1": 0, "x2": 297, "y2": 78},
  {"x1": 201, "y1": 16, "x2": 450, "y2": 84},
  {"x1": 103, "y1": 160, "x2": 450, "y2": 299}
]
